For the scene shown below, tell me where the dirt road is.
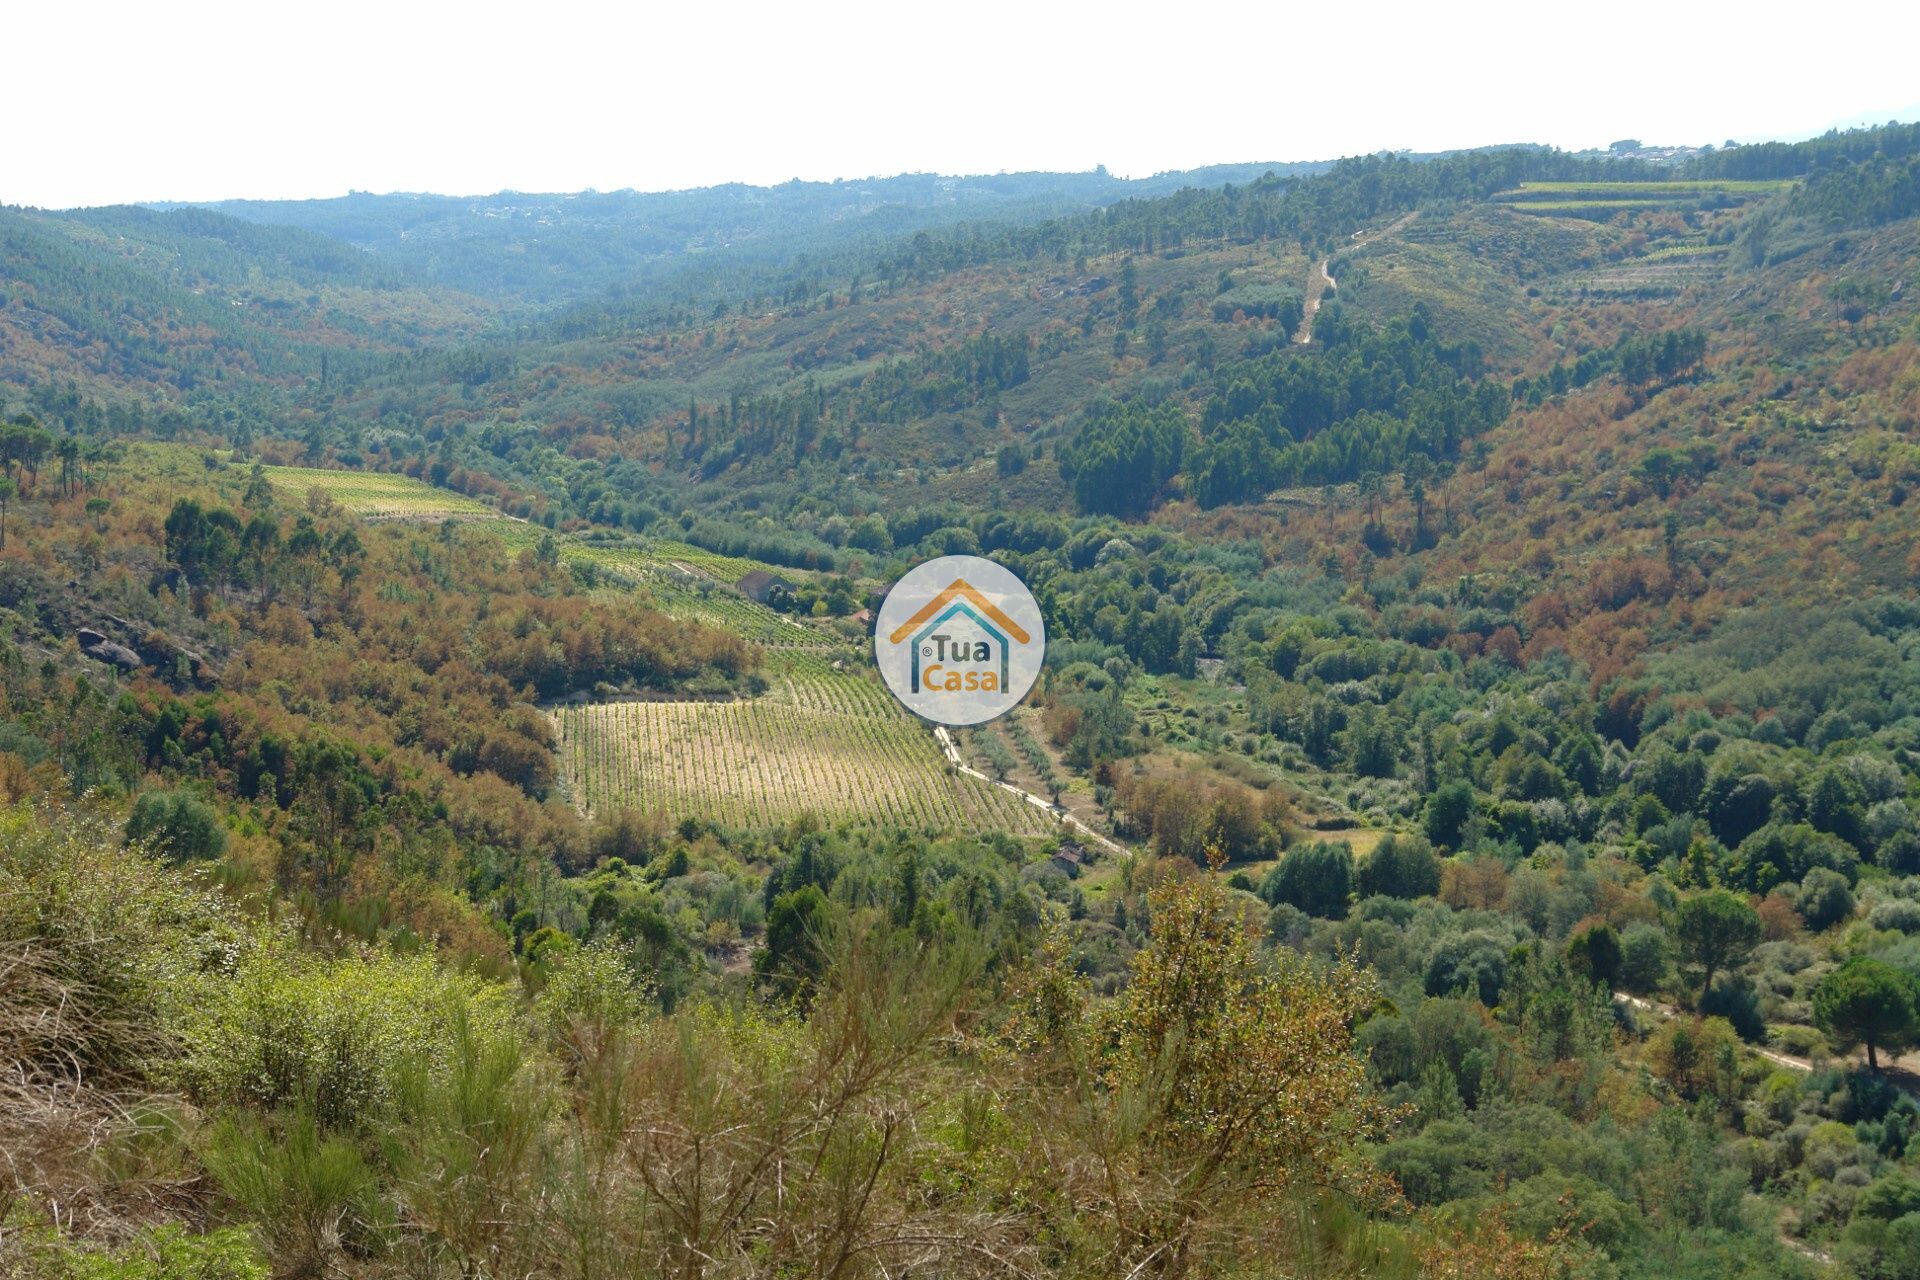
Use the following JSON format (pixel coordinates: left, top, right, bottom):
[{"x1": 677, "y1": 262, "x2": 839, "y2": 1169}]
[
  {"x1": 934, "y1": 726, "x2": 1130, "y2": 858},
  {"x1": 1294, "y1": 212, "x2": 1419, "y2": 344},
  {"x1": 1613, "y1": 991, "x2": 1920, "y2": 1081}
]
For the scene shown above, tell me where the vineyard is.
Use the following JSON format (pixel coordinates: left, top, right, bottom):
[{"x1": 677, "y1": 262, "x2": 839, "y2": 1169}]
[
  {"x1": 484, "y1": 525, "x2": 817, "y2": 641},
  {"x1": 645, "y1": 584, "x2": 823, "y2": 645},
  {"x1": 1003, "y1": 715, "x2": 1063, "y2": 799},
  {"x1": 268, "y1": 464, "x2": 1031, "y2": 832},
  {"x1": 553, "y1": 651, "x2": 1058, "y2": 835},
  {"x1": 1492, "y1": 178, "x2": 1792, "y2": 220},
  {"x1": 647, "y1": 540, "x2": 769, "y2": 586},
  {"x1": 263, "y1": 466, "x2": 505, "y2": 520}
]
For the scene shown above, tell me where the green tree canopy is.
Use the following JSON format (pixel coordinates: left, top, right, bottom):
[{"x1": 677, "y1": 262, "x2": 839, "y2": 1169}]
[
  {"x1": 1259, "y1": 840, "x2": 1354, "y2": 920},
  {"x1": 125, "y1": 789, "x2": 228, "y2": 864},
  {"x1": 1673, "y1": 889, "x2": 1762, "y2": 1003},
  {"x1": 1814, "y1": 957, "x2": 1920, "y2": 1072},
  {"x1": 1355, "y1": 833, "x2": 1441, "y2": 900}
]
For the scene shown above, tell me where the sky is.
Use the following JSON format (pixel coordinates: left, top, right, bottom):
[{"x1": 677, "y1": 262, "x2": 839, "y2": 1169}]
[{"x1": 8, "y1": 0, "x2": 1920, "y2": 209}]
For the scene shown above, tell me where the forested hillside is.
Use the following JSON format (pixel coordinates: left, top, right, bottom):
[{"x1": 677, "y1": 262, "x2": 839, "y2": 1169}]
[
  {"x1": 5, "y1": 120, "x2": 1920, "y2": 1279},
  {"x1": 179, "y1": 162, "x2": 1326, "y2": 304},
  {"x1": 0, "y1": 204, "x2": 495, "y2": 405}
]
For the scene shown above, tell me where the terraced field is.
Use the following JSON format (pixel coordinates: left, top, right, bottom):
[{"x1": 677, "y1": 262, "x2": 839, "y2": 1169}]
[
  {"x1": 267, "y1": 466, "x2": 837, "y2": 644},
  {"x1": 269, "y1": 465, "x2": 972, "y2": 830},
  {"x1": 1494, "y1": 179, "x2": 1792, "y2": 220},
  {"x1": 1549, "y1": 244, "x2": 1731, "y2": 295},
  {"x1": 553, "y1": 651, "x2": 1057, "y2": 835},
  {"x1": 264, "y1": 466, "x2": 505, "y2": 520},
  {"x1": 647, "y1": 541, "x2": 770, "y2": 586},
  {"x1": 520, "y1": 534, "x2": 833, "y2": 645},
  {"x1": 633, "y1": 571, "x2": 828, "y2": 645}
]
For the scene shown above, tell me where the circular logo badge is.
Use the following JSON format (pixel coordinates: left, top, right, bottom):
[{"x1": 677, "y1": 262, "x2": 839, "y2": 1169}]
[{"x1": 874, "y1": 555, "x2": 1046, "y2": 726}]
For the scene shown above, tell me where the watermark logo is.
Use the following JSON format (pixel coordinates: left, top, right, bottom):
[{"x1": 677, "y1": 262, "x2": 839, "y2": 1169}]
[{"x1": 875, "y1": 555, "x2": 1045, "y2": 726}]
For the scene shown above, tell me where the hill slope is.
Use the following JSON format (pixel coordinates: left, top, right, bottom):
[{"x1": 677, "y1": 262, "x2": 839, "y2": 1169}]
[
  {"x1": 176, "y1": 162, "x2": 1330, "y2": 304},
  {"x1": 0, "y1": 203, "x2": 494, "y2": 406}
]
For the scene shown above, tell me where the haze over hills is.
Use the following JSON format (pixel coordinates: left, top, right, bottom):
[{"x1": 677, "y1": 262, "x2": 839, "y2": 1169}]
[
  {"x1": 148, "y1": 162, "x2": 1328, "y2": 303},
  {"x1": 4, "y1": 116, "x2": 1920, "y2": 1279}
]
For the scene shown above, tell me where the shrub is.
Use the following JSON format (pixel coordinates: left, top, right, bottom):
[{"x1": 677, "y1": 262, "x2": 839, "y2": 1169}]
[
  {"x1": 1797, "y1": 867, "x2": 1858, "y2": 930},
  {"x1": 1259, "y1": 841, "x2": 1354, "y2": 919},
  {"x1": 1881, "y1": 830, "x2": 1920, "y2": 875},
  {"x1": 589, "y1": 807, "x2": 669, "y2": 867},
  {"x1": 1866, "y1": 799, "x2": 1914, "y2": 848},
  {"x1": 1699, "y1": 977, "x2": 1767, "y2": 1041},
  {"x1": 1770, "y1": 1024, "x2": 1830, "y2": 1058},
  {"x1": 125, "y1": 789, "x2": 227, "y2": 863},
  {"x1": 1841, "y1": 1211, "x2": 1920, "y2": 1280},
  {"x1": 1266, "y1": 901, "x2": 1312, "y2": 949},
  {"x1": 1855, "y1": 1169, "x2": 1920, "y2": 1222},
  {"x1": 1869, "y1": 898, "x2": 1920, "y2": 933},
  {"x1": 1725, "y1": 822, "x2": 1858, "y2": 893},
  {"x1": 1644, "y1": 1015, "x2": 1742, "y2": 1100},
  {"x1": 1, "y1": 803, "x2": 237, "y2": 1084},
  {"x1": 1425, "y1": 930, "x2": 1512, "y2": 1006},
  {"x1": 1355, "y1": 833, "x2": 1442, "y2": 900},
  {"x1": 1617, "y1": 922, "x2": 1672, "y2": 994},
  {"x1": 385, "y1": 1011, "x2": 554, "y2": 1277},
  {"x1": 756, "y1": 884, "x2": 835, "y2": 993},
  {"x1": 1, "y1": 1219, "x2": 268, "y2": 1280},
  {"x1": 201, "y1": 1110, "x2": 385, "y2": 1273},
  {"x1": 536, "y1": 938, "x2": 649, "y2": 1040},
  {"x1": 168, "y1": 943, "x2": 519, "y2": 1130},
  {"x1": 1565, "y1": 921, "x2": 1623, "y2": 989},
  {"x1": 1424, "y1": 781, "x2": 1475, "y2": 849}
]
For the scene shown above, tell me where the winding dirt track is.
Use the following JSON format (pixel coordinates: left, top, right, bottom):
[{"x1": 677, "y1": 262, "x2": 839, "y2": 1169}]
[
  {"x1": 1612, "y1": 991, "x2": 1920, "y2": 1081},
  {"x1": 1293, "y1": 212, "x2": 1420, "y2": 344},
  {"x1": 934, "y1": 726, "x2": 1130, "y2": 857}
]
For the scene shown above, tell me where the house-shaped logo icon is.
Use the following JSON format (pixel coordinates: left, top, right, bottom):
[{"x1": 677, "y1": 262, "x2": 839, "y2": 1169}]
[
  {"x1": 887, "y1": 579, "x2": 1031, "y2": 693},
  {"x1": 875, "y1": 560, "x2": 1044, "y2": 726}
]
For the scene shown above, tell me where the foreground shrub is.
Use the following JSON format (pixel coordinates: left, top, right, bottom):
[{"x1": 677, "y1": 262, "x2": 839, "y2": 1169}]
[
  {"x1": 998, "y1": 869, "x2": 1398, "y2": 1271},
  {"x1": 0, "y1": 1217, "x2": 268, "y2": 1280},
  {"x1": 200, "y1": 1111, "x2": 384, "y2": 1274},
  {"x1": 0, "y1": 801, "x2": 236, "y2": 1088},
  {"x1": 167, "y1": 943, "x2": 518, "y2": 1130}
]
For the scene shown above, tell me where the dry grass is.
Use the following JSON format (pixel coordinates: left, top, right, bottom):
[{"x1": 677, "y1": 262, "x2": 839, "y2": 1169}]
[{"x1": 0, "y1": 804, "x2": 217, "y2": 1249}]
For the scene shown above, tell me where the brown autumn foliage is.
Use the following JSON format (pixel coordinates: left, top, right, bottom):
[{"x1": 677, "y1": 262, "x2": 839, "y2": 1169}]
[
  {"x1": 0, "y1": 448, "x2": 759, "y2": 957},
  {"x1": 1111, "y1": 764, "x2": 1291, "y2": 864},
  {"x1": 1441, "y1": 856, "x2": 1510, "y2": 912},
  {"x1": 1755, "y1": 889, "x2": 1806, "y2": 941}
]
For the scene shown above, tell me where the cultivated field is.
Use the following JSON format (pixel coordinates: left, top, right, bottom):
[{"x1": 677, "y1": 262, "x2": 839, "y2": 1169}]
[
  {"x1": 647, "y1": 540, "x2": 770, "y2": 586},
  {"x1": 634, "y1": 571, "x2": 827, "y2": 645},
  {"x1": 523, "y1": 534, "x2": 834, "y2": 645},
  {"x1": 1505, "y1": 180, "x2": 1794, "y2": 195},
  {"x1": 264, "y1": 466, "x2": 836, "y2": 643},
  {"x1": 553, "y1": 651, "x2": 1058, "y2": 835},
  {"x1": 267, "y1": 466, "x2": 971, "y2": 829},
  {"x1": 1494, "y1": 179, "x2": 1792, "y2": 220},
  {"x1": 264, "y1": 466, "x2": 506, "y2": 520}
]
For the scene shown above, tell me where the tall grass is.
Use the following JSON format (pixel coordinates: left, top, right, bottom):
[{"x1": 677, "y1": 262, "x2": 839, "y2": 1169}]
[{"x1": 201, "y1": 1110, "x2": 386, "y2": 1273}]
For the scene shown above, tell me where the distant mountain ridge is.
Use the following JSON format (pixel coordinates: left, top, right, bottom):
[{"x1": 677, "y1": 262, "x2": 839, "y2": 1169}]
[{"x1": 151, "y1": 163, "x2": 1330, "y2": 304}]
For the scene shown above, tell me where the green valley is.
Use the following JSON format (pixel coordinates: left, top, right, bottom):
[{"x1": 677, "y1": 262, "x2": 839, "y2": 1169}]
[{"x1": 5, "y1": 86, "x2": 1920, "y2": 1280}]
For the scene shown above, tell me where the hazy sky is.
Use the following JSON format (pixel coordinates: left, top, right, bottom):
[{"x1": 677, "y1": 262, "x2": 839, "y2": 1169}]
[{"x1": 9, "y1": 0, "x2": 1919, "y2": 209}]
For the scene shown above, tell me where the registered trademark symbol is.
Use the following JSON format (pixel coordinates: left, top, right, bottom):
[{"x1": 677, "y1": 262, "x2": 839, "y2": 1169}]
[{"x1": 922, "y1": 645, "x2": 932, "y2": 656}]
